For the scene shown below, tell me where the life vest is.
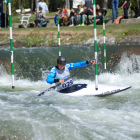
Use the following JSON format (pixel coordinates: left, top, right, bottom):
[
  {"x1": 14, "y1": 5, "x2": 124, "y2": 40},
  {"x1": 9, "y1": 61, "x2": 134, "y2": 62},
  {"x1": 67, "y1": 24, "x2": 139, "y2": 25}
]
[{"x1": 55, "y1": 66, "x2": 73, "y2": 91}]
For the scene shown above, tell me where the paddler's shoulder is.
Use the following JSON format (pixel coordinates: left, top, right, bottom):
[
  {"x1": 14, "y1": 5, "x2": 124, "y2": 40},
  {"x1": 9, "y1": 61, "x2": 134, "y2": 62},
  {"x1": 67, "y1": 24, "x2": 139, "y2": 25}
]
[{"x1": 50, "y1": 66, "x2": 57, "y2": 73}]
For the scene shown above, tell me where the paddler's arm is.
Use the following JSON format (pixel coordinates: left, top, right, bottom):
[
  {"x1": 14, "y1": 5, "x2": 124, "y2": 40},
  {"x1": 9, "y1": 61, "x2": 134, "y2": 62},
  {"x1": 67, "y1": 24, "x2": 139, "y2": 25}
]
[
  {"x1": 46, "y1": 67, "x2": 59, "y2": 84},
  {"x1": 67, "y1": 60, "x2": 95, "y2": 70}
]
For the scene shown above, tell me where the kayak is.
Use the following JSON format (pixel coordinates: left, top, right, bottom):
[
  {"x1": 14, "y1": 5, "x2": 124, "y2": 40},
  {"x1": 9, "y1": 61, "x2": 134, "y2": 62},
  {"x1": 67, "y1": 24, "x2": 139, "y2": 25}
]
[{"x1": 59, "y1": 84, "x2": 132, "y2": 97}]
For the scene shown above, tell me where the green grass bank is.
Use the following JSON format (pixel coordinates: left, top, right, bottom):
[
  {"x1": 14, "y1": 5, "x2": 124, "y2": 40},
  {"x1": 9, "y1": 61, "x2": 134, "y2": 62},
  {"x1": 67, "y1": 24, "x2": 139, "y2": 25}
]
[{"x1": 0, "y1": 23, "x2": 140, "y2": 47}]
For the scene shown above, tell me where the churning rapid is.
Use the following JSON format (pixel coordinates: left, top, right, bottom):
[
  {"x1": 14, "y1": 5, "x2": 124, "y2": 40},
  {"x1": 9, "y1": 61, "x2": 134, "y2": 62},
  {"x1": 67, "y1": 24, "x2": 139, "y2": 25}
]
[{"x1": 0, "y1": 45, "x2": 140, "y2": 140}]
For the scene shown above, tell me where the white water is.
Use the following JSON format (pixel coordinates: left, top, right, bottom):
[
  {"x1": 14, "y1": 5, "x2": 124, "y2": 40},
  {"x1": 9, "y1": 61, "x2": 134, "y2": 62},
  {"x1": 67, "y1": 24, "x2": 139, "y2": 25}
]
[{"x1": 0, "y1": 54, "x2": 140, "y2": 140}]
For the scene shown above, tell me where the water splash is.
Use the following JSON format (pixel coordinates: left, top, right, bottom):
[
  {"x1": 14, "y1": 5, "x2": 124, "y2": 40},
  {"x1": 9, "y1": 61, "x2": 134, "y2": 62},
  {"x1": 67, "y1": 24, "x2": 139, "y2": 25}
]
[{"x1": 117, "y1": 53, "x2": 140, "y2": 75}]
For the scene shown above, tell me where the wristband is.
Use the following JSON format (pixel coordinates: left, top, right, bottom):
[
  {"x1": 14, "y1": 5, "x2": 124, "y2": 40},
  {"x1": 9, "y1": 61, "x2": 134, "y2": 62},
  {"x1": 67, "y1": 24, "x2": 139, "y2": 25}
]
[{"x1": 54, "y1": 79, "x2": 59, "y2": 83}]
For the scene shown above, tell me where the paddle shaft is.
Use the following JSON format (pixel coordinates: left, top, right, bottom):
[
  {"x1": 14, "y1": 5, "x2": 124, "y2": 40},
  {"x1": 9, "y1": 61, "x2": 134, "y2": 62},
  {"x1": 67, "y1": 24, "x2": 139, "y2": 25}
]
[{"x1": 38, "y1": 64, "x2": 91, "y2": 96}]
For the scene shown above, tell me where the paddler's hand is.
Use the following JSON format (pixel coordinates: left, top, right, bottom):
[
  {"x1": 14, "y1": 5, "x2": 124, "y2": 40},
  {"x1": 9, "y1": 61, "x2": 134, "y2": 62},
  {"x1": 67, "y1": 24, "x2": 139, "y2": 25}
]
[
  {"x1": 90, "y1": 60, "x2": 95, "y2": 65},
  {"x1": 59, "y1": 80, "x2": 65, "y2": 85}
]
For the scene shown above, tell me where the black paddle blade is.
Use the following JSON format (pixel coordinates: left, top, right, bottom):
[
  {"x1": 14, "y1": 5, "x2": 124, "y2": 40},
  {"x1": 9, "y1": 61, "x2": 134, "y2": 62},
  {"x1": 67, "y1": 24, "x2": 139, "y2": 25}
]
[
  {"x1": 37, "y1": 91, "x2": 45, "y2": 96},
  {"x1": 37, "y1": 86, "x2": 56, "y2": 96}
]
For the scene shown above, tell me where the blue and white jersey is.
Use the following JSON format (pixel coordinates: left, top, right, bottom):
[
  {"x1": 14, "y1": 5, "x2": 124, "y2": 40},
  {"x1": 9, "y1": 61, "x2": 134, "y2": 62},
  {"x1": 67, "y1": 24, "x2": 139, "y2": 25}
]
[{"x1": 46, "y1": 61, "x2": 88, "y2": 90}]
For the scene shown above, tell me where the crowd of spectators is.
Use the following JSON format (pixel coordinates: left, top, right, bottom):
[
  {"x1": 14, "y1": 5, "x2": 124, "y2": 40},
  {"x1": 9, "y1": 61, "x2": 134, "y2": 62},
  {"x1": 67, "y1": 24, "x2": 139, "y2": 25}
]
[
  {"x1": 0, "y1": 0, "x2": 139, "y2": 29},
  {"x1": 34, "y1": 0, "x2": 139, "y2": 28},
  {"x1": 0, "y1": 0, "x2": 140, "y2": 29},
  {"x1": 54, "y1": 3, "x2": 107, "y2": 27},
  {"x1": 53, "y1": 0, "x2": 140, "y2": 27}
]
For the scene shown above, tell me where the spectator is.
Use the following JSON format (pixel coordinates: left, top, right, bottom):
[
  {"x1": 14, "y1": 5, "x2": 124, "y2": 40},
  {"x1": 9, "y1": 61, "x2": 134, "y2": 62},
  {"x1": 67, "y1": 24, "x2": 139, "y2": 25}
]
[
  {"x1": 111, "y1": 0, "x2": 119, "y2": 21},
  {"x1": 130, "y1": 0, "x2": 139, "y2": 18},
  {"x1": 92, "y1": 10, "x2": 103, "y2": 25},
  {"x1": 96, "y1": 4, "x2": 107, "y2": 16},
  {"x1": 37, "y1": 0, "x2": 49, "y2": 16},
  {"x1": 60, "y1": 7, "x2": 70, "y2": 26},
  {"x1": 77, "y1": 5, "x2": 84, "y2": 13},
  {"x1": 121, "y1": 0, "x2": 130, "y2": 19},
  {"x1": 54, "y1": 6, "x2": 63, "y2": 26},
  {"x1": 34, "y1": 7, "x2": 48, "y2": 27},
  {"x1": 85, "y1": 7, "x2": 93, "y2": 25},
  {"x1": 79, "y1": 4, "x2": 92, "y2": 26},
  {"x1": 76, "y1": 5, "x2": 84, "y2": 25},
  {"x1": 69, "y1": 8, "x2": 77, "y2": 26}
]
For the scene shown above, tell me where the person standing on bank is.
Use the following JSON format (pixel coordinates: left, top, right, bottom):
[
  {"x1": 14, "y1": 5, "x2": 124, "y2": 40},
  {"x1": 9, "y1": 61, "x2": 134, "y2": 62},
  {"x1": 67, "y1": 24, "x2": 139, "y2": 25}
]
[
  {"x1": 37, "y1": 0, "x2": 49, "y2": 16},
  {"x1": 121, "y1": 0, "x2": 130, "y2": 19},
  {"x1": 46, "y1": 56, "x2": 95, "y2": 92},
  {"x1": 111, "y1": 0, "x2": 119, "y2": 22},
  {"x1": 130, "y1": 0, "x2": 139, "y2": 18}
]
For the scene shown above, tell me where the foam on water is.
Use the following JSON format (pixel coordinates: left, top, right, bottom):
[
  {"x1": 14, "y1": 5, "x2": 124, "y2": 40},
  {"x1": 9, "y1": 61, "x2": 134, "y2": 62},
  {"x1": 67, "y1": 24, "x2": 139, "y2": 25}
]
[{"x1": 0, "y1": 53, "x2": 140, "y2": 139}]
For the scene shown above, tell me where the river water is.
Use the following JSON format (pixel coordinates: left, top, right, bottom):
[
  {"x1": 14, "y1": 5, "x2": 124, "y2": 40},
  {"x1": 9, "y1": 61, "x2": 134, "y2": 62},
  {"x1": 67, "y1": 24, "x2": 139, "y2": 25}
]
[{"x1": 0, "y1": 45, "x2": 140, "y2": 140}]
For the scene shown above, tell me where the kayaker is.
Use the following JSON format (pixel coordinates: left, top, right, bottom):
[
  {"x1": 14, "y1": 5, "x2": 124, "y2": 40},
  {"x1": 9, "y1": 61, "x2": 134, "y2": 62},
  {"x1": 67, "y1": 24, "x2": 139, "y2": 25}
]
[{"x1": 46, "y1": 56, "x2": 95, "y2": 91}]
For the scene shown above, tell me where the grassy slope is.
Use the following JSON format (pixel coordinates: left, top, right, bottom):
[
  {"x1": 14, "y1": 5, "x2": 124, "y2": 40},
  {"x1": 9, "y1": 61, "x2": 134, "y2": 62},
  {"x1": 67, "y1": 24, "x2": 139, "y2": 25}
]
[
  {"x1": 0, "y1": 8, "x2": 139, "y2": 46},
  {"x1": 12, "y1": 12, "x2": 56, "y2": 24},
  {"x1": 0, "y1": 23, "x2": 140, "y2": 45}
]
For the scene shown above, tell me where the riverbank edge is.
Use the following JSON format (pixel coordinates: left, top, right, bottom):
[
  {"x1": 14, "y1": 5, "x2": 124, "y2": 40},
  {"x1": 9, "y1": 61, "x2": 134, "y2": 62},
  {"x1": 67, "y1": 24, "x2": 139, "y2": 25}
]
[{"x1": 0, "y1": 35, "x2": 140, "y2": 48}]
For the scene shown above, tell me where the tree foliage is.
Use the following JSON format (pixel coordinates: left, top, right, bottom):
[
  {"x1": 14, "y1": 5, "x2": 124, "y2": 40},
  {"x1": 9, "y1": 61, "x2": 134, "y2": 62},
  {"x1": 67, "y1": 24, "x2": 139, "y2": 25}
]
[
  {"x1": 9, "y1": 0, "x2": 131, "y2": 14},
  {"x1": 10, "y1": 0, "x2": 65, "y2": 14},
  {"x1": 49, "y1": 0, "x2": 65, "y2": 11}
]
